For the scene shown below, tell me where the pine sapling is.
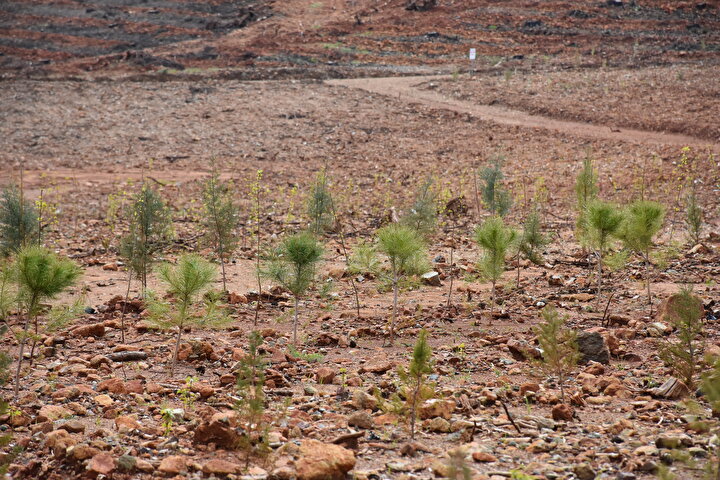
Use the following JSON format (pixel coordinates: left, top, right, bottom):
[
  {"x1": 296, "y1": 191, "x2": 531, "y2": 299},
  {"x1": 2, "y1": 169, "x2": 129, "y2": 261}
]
[
  {"x1": 700, "y1": 358, "x2": 720, "y2": 478},
  {"x1": 307, "y1": 169, "x2": 334, "y2": 235},
  {"x1": 585, "y1": 200, "x2": 623, "y2": 305},
  {"x1": 250, "y1": 170, "x2": 264, "y2": 326},
  {"x1": 235, "y1": 330, "x2": 269, "y2": 466},
  {"x1": 479, "y1": 159, "x2": 512, "y2": 217},
  {"x1": 535, "y1": 305, "x2": 580, "y2": 402},
  {"x1": 659, "y1": 286, "x2": 704, "y2": 390},
  {"x1": 617, "y1": 200, "x2": 665, "y2": 307},
  {"x1": 262, "y1": 232, "x2": 323, "y2": 346},
  {"x1": 686, "y1": 188, "x2": 703, "y2": 246},
  {"x1": 119, "y1": 183, "x2": 173, "y2": 296},
  {"x1": 400, "y1": 178, "x2": 437, "y2": 237},
  {"x1": 0, "y1": 337, "x2": 12, "y2": 475},
  {"x1": 515, "y1": 208, "x2": 550, "y2": 287},
  {"x1": 202, "y1": 170, "x2": 240, "y2": 292},
  {"x1": 475, "y1": 216, "x2": 517, "y2": 315},
  {"x1": 574, "y1": 156, "x2": 599, "y2": 247},
  {"x1": 12, "y1": 245, "x2": 81, "y2": 400},
  {"x1": 377, "y1": 224, "x2": 428, "y2": 346},
  {"x1": 0, "y1": 184, "x2": 39, "y2": 256},
  {"x1": 146, "y1": 254, "x2": 230, "y2": 376},
  {"x1": 402, "y1": 329, "x2": 432, "y2": 440}
]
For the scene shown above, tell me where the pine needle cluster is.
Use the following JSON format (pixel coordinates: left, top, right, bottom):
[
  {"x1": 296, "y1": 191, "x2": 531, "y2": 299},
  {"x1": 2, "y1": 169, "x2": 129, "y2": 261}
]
[
  {"x1": 475, "y1": 216, "x2": 517, "y2": 313},
  {"x1": 0, "y1": 185, "x2": 39, "y2": 256},
  {"x1": 203, "y1": 171, "x2": 240, "y2": 291},
  {"x1": 235, "y1": 330, "x2": 270, "y2": 465},
  {"x1": 402, "y1": 329, "x2": 433, "y2": 440},
  {"x1": 400, "y1": 178, "x2": 438, "y2": 237},
  {"x1": 659, "y1": 286, "x2": 704, "y2": 390},
  {"x1": 686, "y1": 189, "x2": 703, "y2": 246},
  {"x1": 377, "y1": 224, "x2": 428, "y2": 345},
  {"x1": 119, "y1": 184, "x2": 173, "y2": 295},
  {"x1": 307, "y1": 170, "x2": 334, "y2": 235},
  {"x1": 262, "y1": 232, "x2": 323, "y2": 345},
  {"x1": 480, "y1": 159, "x2": 512, "y2": 217},
  {"x1": 146, "y1": 254, "x2": 230, "y2": 376},
  {"x1": 535, "y1": 305, "x2": 579, "y2": 401}
]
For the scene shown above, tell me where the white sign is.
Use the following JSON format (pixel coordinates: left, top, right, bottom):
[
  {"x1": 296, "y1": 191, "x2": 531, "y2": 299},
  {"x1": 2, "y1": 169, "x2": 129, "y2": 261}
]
[{"x1": 469, "y1": 48, "x2": 476, "y2": 60}]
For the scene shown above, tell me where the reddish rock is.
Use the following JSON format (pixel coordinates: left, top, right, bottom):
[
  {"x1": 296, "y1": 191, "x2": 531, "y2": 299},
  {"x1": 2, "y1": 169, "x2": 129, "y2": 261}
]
[
  {"x1": 316, "y1": 367, "x2": 337, "y2": 384},
  {"x1": 71, "y1": 323, "x2": 106, "y2": 338},
  {"x1": 44, "y1": 429, "x2": 77, "y2": 457},
  {"x1": 193, "y1": 411, "x2": 240, "y2": 449},
  {"x1": 97, "y1": 378, "x2": 126, "y2": 394},
  {"x1": 472, "y1": 451, "x2": 498, "y2": 462},
  {"x1": 519, "y1": 383, "x2": 541, "y2": 396},
  {"x1": 551, "y1": 403, "x2": 574, "y2": 421},
  {"x1": 87, "y1": 453, "x2": 115, "y2": 476},
  {"x1": 158, "y1": 455, "x2": 187, "y2": 475},
  {"x1": 295, "y1": 439, "x2": 356, "y2": 480},
  {"x1": 202, "y1": 459, "x2": 241, "y2": 475}
]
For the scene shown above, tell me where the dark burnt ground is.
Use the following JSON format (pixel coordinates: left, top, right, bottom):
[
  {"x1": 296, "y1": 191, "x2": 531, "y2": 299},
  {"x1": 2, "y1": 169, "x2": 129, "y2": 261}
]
[{"x1": 0, "y1": 0, "x2": 270, "y2": 73}]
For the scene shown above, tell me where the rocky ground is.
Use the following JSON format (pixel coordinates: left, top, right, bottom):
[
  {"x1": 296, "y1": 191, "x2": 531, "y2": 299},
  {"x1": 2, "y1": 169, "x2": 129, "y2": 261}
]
[{"x1": 2, "y1": 1, "x2": 720, "y2": 480}]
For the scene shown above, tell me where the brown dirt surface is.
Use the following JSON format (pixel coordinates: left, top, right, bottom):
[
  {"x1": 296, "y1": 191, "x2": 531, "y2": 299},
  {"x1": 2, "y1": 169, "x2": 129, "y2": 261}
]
[
  {"x1": 1, "y1": 1, "x2": 720, "y2": 480},
  {"x1": 421, "y1": 64, "x2": 720, "y2": 142}
]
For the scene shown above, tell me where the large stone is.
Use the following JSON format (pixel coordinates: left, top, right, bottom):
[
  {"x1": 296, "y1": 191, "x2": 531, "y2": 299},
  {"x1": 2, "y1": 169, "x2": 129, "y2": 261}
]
[
  {"x1": 115, "y1": 415, "x2": 141, "y2": 433},
  {"x1": 315, "y1": 367, "x2": 337, "y2": 385},
  {"x1": 418, "y1": 398, "x2": 454, "y2": 420},
  {"x1": 87, "y1": 453, "x2": 115, "y2": 476},
  {"x1": 44, "y1": 429, "x2": 77, "y2": 457},
  {"x1": 158, "y1": 455, "x2": 187, "y2": 475},
  {"x1": 656, "y1": 292, "x2": 704, "y2": 325},
  {"x1": 202, "y1": 459, "x2": 241, "y2": 476},
  {"x1": 352, "y1": 390, "x2": 378, "y2": 411},
  {"x1": 421, "y1": 271, "x2": 441, "y2": 286},
  {"x1": 38, "y1": 405, "x2": 71, "y2": 422},
  {"x1": 577, "y1": 331, "x2": 610, "y2": 364},
  {"x1": 295, "y1": 439, "x2": 356, "y2": 480},
  {"x1": 71, "y1": 323, "x2": 106, "y2": 338},
  {"x1": 551, "y1": 404, "x2": 573, "y2": 422},
  {"x1": 193, "y1": 411, "x2": 240, "y2": 449},
  {"x1": 347, "y1": 411, "x2": 374, "y2": 429}
]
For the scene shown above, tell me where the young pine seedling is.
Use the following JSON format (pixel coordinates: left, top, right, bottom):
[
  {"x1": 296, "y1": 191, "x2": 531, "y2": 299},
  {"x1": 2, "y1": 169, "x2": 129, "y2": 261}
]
[
  {"x1": 535, "y1": 305, "x2": 580, "y2": 402},
  {"x1": 686, "y1": 189, "x2": 703, "y2": 246},
  {"x1": 515, "y1": 208, "x2": 550, "y2": 287},
  {"x1": 0, "y1": 336, "x2": 12, "y2": 475},
  {"x1": 574, "y1": 156, "x2": 599, "y2": 247},
  {"x1": 202, "y1": 170, "x2": 240, "y2": 292},
  {"x1": 402, "y1": 329, "x2": 433, "y2": 440},
  {"x1": 475, "y1": 216, "x2": 517, "y2": 315},
  {"x1": 235, "y1": 330, "x2": 270, "y2": 466},
  {"x1": 700, "y1": 358, "x2": 720, "y2": 477},
  {"x1": 119, "y1": 183, "x2": 173, "y2": 296},
  {"x1": 479, "y1": 159, "x2": 512, "y2": 217},
  {"x1": 306, "y1": 169, "x2": 334, "y2": 236},
  {"x1": 585, "y1": 200, "x2": 623, "y2": 306},
  {"x1": 659, "y1": 286, "x2": 704, "y2": 390},
  {"x1": 262, "y1": 232, "x2": 323, "y2": 346},
  {"x1": 400, "y1": 178, "x2": 438, "y2": 237},
  {"x1": 12, "y1": 245, "x2": 82, "y2": 400},
  {"x1": 617, "y1": 200, "x2": 665, "y2": 307},
  {"x1": 146, "y1": 254, "x2": 230, "y2": 376},
  {"x1": 376, "y1": 224, "x2": 428, "y2": 346},
  {"x1": 0, "y1": 184, "x2": 39, "y2": 256}
]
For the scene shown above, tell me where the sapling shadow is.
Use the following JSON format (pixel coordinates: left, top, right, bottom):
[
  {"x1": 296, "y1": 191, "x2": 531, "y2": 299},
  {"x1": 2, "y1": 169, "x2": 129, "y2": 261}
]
[
  {"x1": 475, "y1": 216, "x2": 517, "y2": 316},
  {"x1": 145, "y1": 254, "x2": 230, "y2": 376},
  {"x1": 202, "y1": 169, "x2": 240, "y2": 292},
  {"x1": 376, "y1": 224, "x2": 428, "y2": 346},
  {"x1": 262, "y1": 232, "x2": 323, "y2": 346},
  {"x1": 12, "y1": 245, "x2": 82, "y2": 400}
]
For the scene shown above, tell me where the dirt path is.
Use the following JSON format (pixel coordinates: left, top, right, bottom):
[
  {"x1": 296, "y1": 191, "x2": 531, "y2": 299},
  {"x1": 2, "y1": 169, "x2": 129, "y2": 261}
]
[{"x1": 327, "y1": 75, "x2": 714, "y2": 147}]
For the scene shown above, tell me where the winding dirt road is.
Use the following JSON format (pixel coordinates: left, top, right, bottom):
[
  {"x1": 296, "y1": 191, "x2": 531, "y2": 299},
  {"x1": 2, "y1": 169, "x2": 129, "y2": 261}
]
[{"x1": 327, "y1": 75, "x2": 713, "y2": 147}]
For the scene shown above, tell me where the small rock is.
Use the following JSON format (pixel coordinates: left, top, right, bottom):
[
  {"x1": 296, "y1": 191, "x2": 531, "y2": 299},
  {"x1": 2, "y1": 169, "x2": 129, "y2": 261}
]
[
  {"x1": 71, "y1": 323, "x2": 106, "y2": 338},
  {"x1": 421, "y1": 271, "x2": 441, "y2": 286},
  {"x1": 87, "y1": 453, "x2": 115, "y2": 476},
  {"x1": 115, "y1": 415, "x2": 140, "y2": 433},
  {"x1": 656, "y1": 434, "x2": 692, "y2": 449},
  {"x1": 352, "y1": 390, "x2": 378, "y2": 411},
  {"x1": 472, "y1": 451, "x2": 497, "y2": 462},
  {"x1": 347, "y1": 411, "x2": 374, "y2": 429},
  {"x1": 202, "y1": 459, "x2": 241, "y2": 475},
  {"x1": 573, "y1": 463, "x2": 596, "y2": 480},
  {"x1": 577, "y1": 331, "x2": 610, "y2": 364},
  {"x1": 418, "y1": 398, "x2": 454, "y2": 420},
  {"x1": 38, "y1": 405, "x2": 71, "y2": 422},
  {"x1": 423, "y1": 417, "x2": 451, "y2": 433},
  {"x1": 316, "y1": 367, "x2": 337, "y2": 384},
  {"x1": 551, "y1": 404, "x2": 573, "y2": 421},
  {"x1": 158, "y1": 455, "x2": 187, "y2": 475},
  {"x1": 94, "y1": 394, "x2": 113, "y2": 407},
  {"x1": 295, "y1": 439, "x2": 356, "y2": 480},
  {"x1": 58, "y1": 420, "x2": 85, "y2": 434}
]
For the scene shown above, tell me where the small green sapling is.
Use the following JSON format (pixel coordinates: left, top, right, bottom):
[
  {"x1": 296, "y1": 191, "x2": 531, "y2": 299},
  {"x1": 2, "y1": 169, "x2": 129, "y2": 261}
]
[{"x1": 475, "y1": 216, "x2": 517, "y2": 315}]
